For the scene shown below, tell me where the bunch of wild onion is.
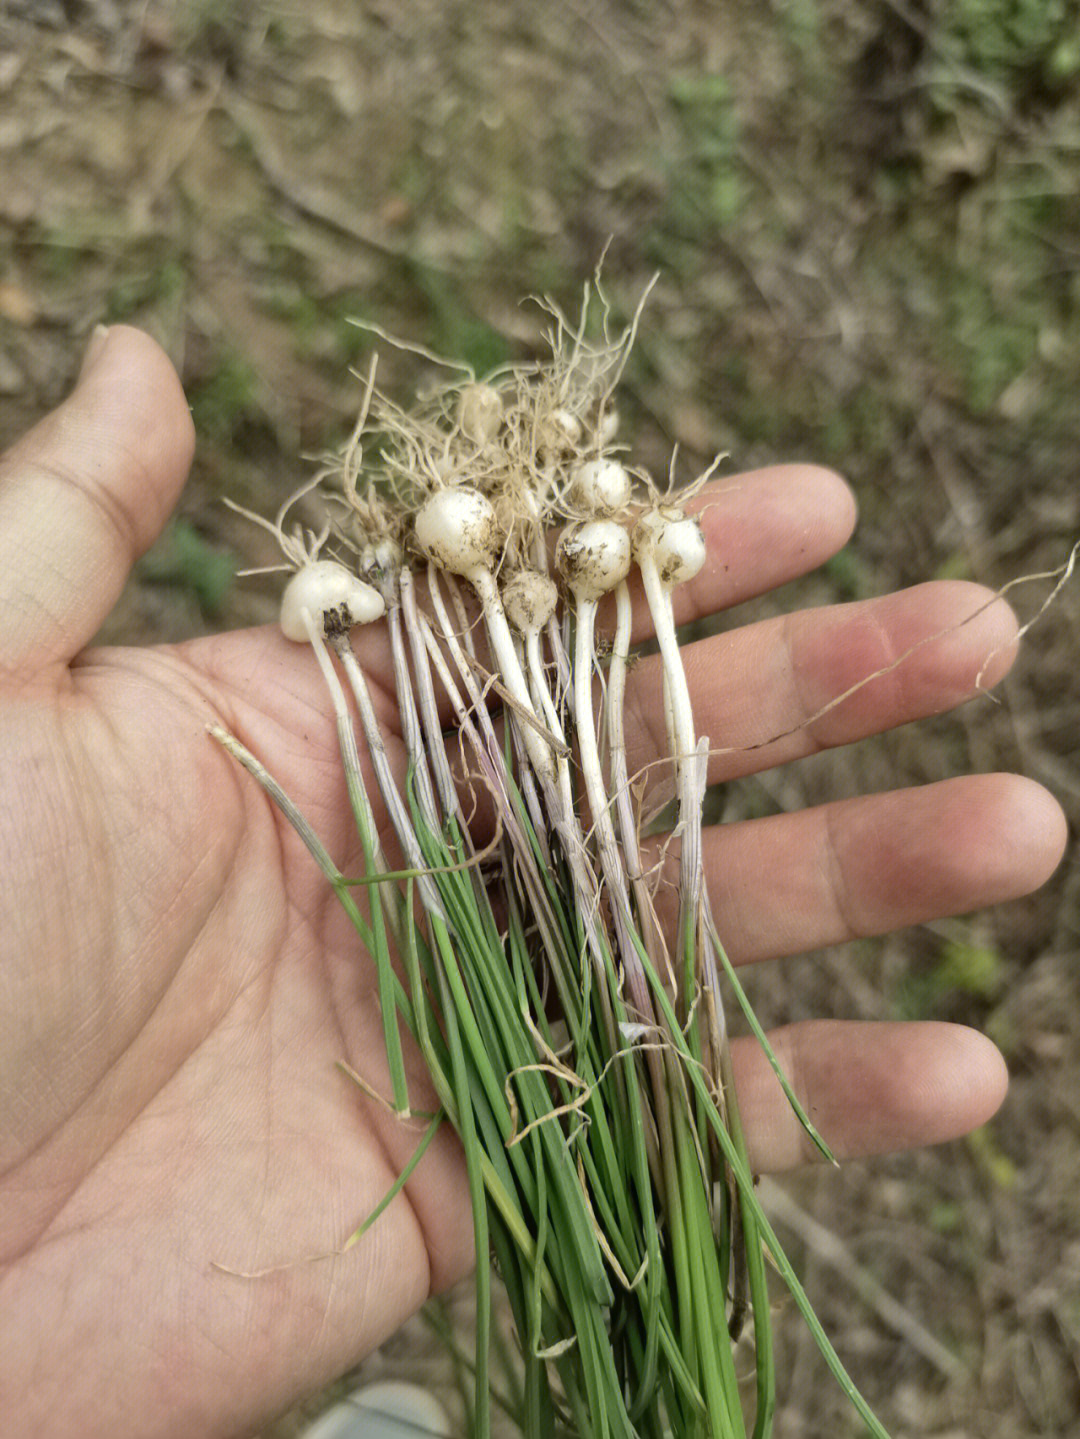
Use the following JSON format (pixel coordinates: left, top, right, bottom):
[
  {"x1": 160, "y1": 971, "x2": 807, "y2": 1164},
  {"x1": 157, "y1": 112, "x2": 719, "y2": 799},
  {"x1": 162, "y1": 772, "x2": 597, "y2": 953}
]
[{"x1": 216, "y1": 287, "x2": 889, "y2": 1439}]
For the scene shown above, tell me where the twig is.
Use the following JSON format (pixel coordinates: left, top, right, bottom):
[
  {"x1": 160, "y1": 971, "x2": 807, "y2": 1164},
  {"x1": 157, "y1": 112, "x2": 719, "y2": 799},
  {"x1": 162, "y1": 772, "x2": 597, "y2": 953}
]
[{"x1": 759, "y1": 1177, "x2": 968, "y2": 1382}]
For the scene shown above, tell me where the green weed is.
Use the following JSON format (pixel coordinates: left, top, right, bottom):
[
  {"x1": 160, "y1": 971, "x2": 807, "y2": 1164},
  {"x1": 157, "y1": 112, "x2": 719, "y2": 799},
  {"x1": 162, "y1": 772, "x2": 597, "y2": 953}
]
[
  {"x1": 896, "y1": 938, "x2": 1006, "y2": 1021},
  {"x1": 966, "y1": 1124, "x2": 1019, "y2": 1189},
  {"x1": 935, "y1": 0, "x2": 1080, "y2": 92},
  {"x1": 189, "y1": 351, "x2": 262, "y2": 444},
  {"x1": 138, "y1": 518, "x2": 236, "y2": 617}
]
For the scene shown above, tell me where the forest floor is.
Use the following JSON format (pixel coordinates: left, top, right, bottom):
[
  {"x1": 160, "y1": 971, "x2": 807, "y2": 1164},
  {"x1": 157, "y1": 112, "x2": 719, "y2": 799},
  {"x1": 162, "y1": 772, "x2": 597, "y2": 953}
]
[{"x1": 2, "y1": 3, "x2": 1079, "y2": 1435}]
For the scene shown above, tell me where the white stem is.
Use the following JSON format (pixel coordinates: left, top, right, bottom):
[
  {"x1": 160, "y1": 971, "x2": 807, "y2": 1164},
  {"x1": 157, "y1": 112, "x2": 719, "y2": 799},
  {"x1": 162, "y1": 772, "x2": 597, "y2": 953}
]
[
  {"x1": 426, "y1": 566, "x2": 497, "y2": 742},
  {"x1": 428, "y1": 575, "x2": 616, "y2": 1032},
  {"x1": 445, "y1": 573, "x2": 478, "y2": 660},
  {"x1": 524, "y1": 483, "x2": 550, "y2": 574},
  {"x1": 608, "y1": 581, "x2": 670, "y2": 986},
  {"x1": 574, "y1": 586, "x2": 675, "y2": 1196},
  {"x1": 300, "y1": 607, "x2": 381, "y2": 850},
  {"x1": 466, "y1": 564, "x2": 556, "y2": 783},
  {"x1": 662, "y1": 669, "x2": 676, "y2": 763},
  {"x1": 299, "y1": 608, "x2": 413, "y2": 957},
  {"x1": 331, "y1": 633, "x2": 446, "y2": 922},
  {"x1": 384, "y1": 590, "x2": 440, "y2": 830},
  {"x1": 507, "y1": 626, "x2": 554, "y2": 859},
  {"x1": 417, "y1": 609, "x2": 586, "y2": 1015},
  {"x1": 636, "y1": 552, "x2": 706, "y2": 937},
  {"x1": 637, "y1": 556, "x2": 695, "y2": 775},
  {"x1": 638, "y1": 552, "x2": 730, "y2": 1072},
  {"x1": 419, "y1": 587, "x2": 557, "y2": 889},
  {"x1": 571, "y1": 597, "x2": 608, "y2": 845},
  {"x1": 606, "y1": 581, "x2": 633, "y2": 820},
  {"x1": 399, "y1": 568, "x2": 465, "y2": 825},
  {"x1": 570, "y1": 593, "x2": 644, "y2": 982},
  {"x1": 525, "y1": 625, "x2": 574, "y2": 818}
]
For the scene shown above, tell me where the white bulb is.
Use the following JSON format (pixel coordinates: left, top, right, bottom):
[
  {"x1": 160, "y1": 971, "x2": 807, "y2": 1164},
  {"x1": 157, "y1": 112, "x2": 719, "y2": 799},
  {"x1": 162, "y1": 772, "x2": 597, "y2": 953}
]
[
  {"x1": 630, "y1": 506, "x2": 670, "y2": 560},
  {"x1": 570, "y1": 458, "x2": 631, "y2": 515},
  {"x1": 556, "y1": 519, "x2": 631, "y2": 602},
  {"x1": 457, "y1": 383, "x2": 502, "y2": 443},
  {"x1": 359, "y1": 536, "x2": 402, "y2": 575},
  {"x1": 539, "y1": 407, "x2": 583, "y2": 457},
  {"x1": 655, "y1": 516, "x2": 706, "y2": 586},
  {"x1": 414, "y1": 487, "x2": 500, "y2": 578},
  {"x1": 502, "y1": 570, "x2": 558, "y2": 634},
  {"x1": 632, "y1": 507, "x2": 707, "y2": 587},
  {"x1": 596, "y1": 407, "x2": 619, "y2": 446},
  {"x1": 279, "y1": 561, "x2": 385, "y2": 642}
]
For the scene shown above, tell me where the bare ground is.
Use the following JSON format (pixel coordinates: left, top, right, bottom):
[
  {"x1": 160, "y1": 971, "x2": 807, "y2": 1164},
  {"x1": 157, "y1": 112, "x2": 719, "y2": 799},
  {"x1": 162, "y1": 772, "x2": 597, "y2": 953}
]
[{"x1": 2, "y1": 3, "x2": 1078, "y2": 1436}]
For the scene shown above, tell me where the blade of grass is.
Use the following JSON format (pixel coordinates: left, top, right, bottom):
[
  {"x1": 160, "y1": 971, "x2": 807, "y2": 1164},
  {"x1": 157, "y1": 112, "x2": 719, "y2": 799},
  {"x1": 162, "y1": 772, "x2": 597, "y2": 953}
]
[
  {"x1": 637, "y1": 958, "x2": 892, "y2": 1439},
  {"x1": 706, "y1": 908, "x2": 835, "y2": 1165},
  {"x1": 341, "y1": 1111, "x2": 444, "y2": 1248},
  {"x1": 435, "y1": 939, "x2": 492, "y2": 1437}
]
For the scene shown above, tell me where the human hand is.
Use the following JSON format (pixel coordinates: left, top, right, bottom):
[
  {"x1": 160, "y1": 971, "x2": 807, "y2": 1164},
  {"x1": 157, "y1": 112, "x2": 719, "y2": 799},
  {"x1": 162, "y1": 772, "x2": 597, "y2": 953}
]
[{"x1": 0, "y1": 328, "x2": 1064, "y2": 1437}]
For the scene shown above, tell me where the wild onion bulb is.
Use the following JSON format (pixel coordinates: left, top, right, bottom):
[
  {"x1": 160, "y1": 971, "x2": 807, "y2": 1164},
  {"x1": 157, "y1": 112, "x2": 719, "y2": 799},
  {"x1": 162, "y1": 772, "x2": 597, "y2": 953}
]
[
  {"x1": 570, "y1": 458, "x2": 631, "y2": 516},
  {"x1": 539, "y1": 407, "x2": 583, "y2": 458},
  {"x1": 279, "y1": 559, "x2": 385, "y2": 641},
  {"x1": 555, "y1": 518, "x2": 631, "y2": 603},
  {"x1": 632, "y1": 506, "x2": 708, "y2": 940},
  {"x1": 632, "y1": 506, "x2": 707, "y2": 588},
  {"x1": 502, "y1": 569, "x2": 569, "y2": 807},
  {"x1": 631, "y1": 506, "x2": 703, "y2": 758},
  {"x1": 502, "y1": 570, "x2": 559, "y2": 637},
  {"x1": 457, "y1": 382, "x2": 503, "y2": 444},
  {"x1": 358, "y1": 536, "x2": 403, "y2": 579},
  {"x1": 557, "y1": 518, "x2": 638, "y2": 958},
  {"x1": 414, "y1": 488, "x2": 556, "y2": 780},
  {"x1": 596, "y1": 405, "x2": 619, "y2": 447},
  {"x1": 413, "y1": 487, "x2": 501, "y2": 580}
]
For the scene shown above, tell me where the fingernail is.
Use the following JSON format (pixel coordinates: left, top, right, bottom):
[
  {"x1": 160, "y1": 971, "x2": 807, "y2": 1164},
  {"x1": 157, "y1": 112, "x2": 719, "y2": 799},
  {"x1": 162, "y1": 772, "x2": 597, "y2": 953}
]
[{"x1": 79, "y1": 323, "x2": 111, "y2": 378}]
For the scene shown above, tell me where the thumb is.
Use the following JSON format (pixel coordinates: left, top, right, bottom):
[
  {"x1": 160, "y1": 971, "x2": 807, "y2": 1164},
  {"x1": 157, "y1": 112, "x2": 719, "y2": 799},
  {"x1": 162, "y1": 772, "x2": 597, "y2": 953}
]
[{"x1": 0, "y1": 325, "x2": 195, "y2": 674}]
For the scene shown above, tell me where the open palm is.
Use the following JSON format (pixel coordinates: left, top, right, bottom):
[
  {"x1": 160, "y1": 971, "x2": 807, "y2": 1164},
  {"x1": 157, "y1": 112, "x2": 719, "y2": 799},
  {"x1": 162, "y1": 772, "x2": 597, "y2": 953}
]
[{"x1": 0, "y1": 328, "x2": 1065, "y2": 1438}]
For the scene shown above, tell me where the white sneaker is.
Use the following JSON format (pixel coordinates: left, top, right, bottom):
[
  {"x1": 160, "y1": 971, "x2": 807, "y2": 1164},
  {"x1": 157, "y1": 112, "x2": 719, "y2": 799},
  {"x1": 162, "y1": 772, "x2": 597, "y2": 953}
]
[{"x1": 300, "y1": 1380, "x2": 452, "y2": 1438}]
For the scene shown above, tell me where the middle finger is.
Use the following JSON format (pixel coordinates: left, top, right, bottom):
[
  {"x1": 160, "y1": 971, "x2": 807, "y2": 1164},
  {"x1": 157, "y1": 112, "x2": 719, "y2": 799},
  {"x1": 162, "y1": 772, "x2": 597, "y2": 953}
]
[{"x1": 623, "y1": 579, "x2": 1019, "y2": 788}]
